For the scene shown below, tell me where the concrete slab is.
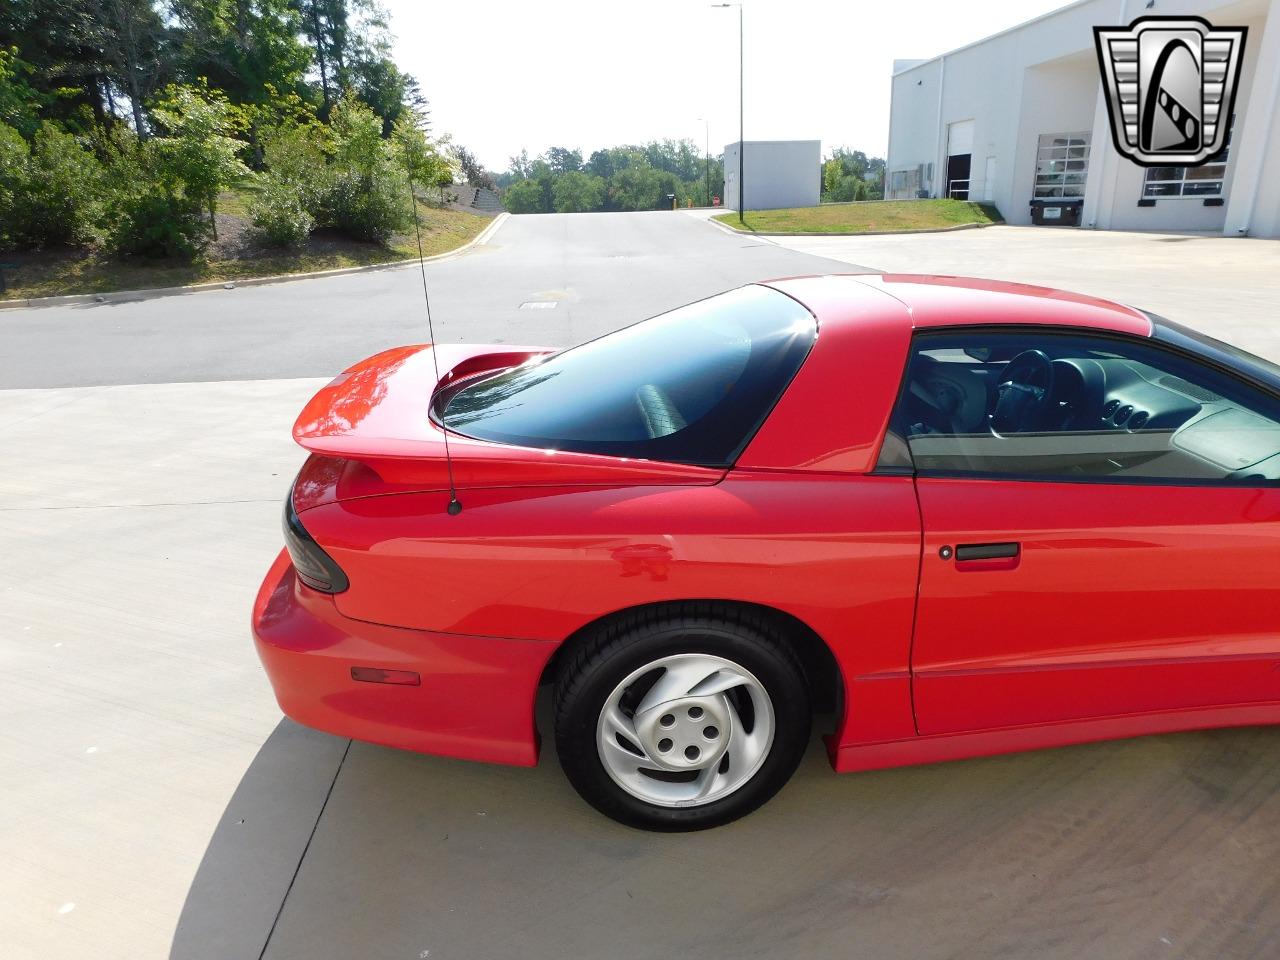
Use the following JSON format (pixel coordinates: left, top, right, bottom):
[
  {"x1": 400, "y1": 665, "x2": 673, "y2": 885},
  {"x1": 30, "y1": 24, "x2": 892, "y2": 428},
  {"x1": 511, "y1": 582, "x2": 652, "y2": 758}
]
[
  {"x1": 763, "y1": 225, "x2": 1280, "y2": 361},
  {"x1": 257, "y1": 723, "x2": 1280, "y2": 960},
  {"x1": 0, "y1": 379, "x2": 319, "y2": 960}
]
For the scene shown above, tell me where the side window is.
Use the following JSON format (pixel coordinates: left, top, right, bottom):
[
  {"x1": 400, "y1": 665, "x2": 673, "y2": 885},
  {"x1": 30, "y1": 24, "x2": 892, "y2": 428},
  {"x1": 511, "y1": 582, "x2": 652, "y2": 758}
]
[{"x1": 886, "y1": 330, "x2": 1280, "y2": 484}]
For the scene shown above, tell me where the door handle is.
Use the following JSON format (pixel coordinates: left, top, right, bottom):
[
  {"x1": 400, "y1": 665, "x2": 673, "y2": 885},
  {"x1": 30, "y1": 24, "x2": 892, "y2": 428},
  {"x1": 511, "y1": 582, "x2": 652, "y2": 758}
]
[{"x1": 954, "y1": 542, "x2": 1020, "y2": 562}]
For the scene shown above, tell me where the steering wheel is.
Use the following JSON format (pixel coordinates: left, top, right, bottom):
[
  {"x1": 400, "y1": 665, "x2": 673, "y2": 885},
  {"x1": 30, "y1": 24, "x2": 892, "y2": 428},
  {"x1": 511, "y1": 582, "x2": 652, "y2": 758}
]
[{"x1": 990, "y1": 350, "x2": 1055, "y2": 435}]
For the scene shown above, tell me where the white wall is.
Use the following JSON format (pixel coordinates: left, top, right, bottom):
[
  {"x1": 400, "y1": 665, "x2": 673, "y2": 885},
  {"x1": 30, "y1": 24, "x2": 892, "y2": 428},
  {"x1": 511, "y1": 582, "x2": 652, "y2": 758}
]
[
  {"x1": 1011, "y1": 53, "x2": 1101, "y2": 224},
  {"x1": 886, "y1": 0, "x2": 1280, "y2": 236},
  {"x1": 888, "y1": 59, "x2": 944, "y2": 197},
  {"x1": 724, "y1": 140, "x2": 821, "y2": 211}
]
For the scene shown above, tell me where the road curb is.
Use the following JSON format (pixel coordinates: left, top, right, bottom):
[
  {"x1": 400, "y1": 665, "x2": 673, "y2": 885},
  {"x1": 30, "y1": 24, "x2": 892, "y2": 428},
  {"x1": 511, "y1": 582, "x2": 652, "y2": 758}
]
[
  {"x1": 0, "y1": 212, "x2": 510, "y2": 311},
  {"x1": 705, "y1": 218, "x2": 1004, "y2": 238}
]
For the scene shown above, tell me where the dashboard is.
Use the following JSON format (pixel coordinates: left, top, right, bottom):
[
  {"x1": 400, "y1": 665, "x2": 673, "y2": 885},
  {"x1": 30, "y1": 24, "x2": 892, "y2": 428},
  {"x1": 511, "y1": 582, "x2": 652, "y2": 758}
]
[{"x1": 903, "y1": 352, "x2": 1280, "y2": 482}]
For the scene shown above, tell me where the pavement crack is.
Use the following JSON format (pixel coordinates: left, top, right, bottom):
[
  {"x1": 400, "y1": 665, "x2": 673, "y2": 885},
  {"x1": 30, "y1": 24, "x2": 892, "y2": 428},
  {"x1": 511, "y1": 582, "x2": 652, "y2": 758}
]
[
  {"x1": 258, "y1": 739, "x2": 352, "y2": 960},
  {"x1": 0, "y1": 497, "x2": 280, "y2": 512}
]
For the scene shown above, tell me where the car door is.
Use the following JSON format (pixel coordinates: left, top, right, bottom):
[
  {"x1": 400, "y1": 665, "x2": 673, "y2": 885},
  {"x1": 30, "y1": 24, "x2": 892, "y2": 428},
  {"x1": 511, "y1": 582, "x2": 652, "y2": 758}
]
[{"x1": 888, "y1": 326, "x2": 1280, "y2": 736}]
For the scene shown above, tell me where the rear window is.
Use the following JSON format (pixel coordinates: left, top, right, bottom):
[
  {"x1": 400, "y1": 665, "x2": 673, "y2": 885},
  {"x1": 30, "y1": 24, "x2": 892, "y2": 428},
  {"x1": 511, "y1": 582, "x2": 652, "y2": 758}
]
[{"x1": 440, "y1": 285, "x2": 816, "y2": 467}]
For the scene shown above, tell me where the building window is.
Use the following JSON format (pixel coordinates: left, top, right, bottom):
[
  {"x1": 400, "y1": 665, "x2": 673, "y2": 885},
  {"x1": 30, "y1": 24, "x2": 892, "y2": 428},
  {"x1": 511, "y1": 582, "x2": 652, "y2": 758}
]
[
  {"x1": 1034, "y1": 133, "x2": 1090, "y2": 198},
  {"x1": 888, "y1": 163, "x2": 932, "y2": 200},
  {"x1": 1142, "y1": 118, "x2": 1232, "y2": 199}
]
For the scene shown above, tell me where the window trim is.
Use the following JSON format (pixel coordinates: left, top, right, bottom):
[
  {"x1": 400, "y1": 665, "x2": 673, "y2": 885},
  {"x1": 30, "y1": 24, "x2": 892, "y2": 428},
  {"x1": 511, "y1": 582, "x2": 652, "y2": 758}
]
[
  {"x1": 877, "y1": 323, "x2": 1280, "y2": 489},
  {"x1": 1140, "y1": 116, "x2": 1233, "y2": 200}
]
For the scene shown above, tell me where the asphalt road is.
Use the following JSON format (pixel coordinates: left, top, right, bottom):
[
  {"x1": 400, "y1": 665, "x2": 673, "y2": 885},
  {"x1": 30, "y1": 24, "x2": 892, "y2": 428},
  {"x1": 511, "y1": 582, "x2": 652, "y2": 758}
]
[
  {"x1": 0, "y1": 211, "x2": 863, "y2": 389},
  {"x1": 6, "y1": 212, "x2": 1280, "y2": 960}
]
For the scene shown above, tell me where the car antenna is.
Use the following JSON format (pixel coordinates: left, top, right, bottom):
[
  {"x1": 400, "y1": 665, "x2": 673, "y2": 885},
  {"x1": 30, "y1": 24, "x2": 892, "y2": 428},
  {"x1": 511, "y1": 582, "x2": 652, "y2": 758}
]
[{"x1": 408, "y1": 176, "x2": 462, "y2": 516}]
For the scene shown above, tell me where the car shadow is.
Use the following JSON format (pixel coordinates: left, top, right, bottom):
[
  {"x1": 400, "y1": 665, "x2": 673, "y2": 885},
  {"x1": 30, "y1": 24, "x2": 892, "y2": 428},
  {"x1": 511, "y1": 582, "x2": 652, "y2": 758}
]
[{"x1": 170, "y1": 711, "x2": 1280, "y2": 960}]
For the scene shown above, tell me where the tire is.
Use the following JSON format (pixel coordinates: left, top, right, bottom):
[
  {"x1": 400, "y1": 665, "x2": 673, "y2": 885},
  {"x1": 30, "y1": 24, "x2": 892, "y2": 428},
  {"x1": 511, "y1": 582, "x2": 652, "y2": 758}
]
[{"x1": 554, "y1": 605, "x2": 811, "y2": 831}]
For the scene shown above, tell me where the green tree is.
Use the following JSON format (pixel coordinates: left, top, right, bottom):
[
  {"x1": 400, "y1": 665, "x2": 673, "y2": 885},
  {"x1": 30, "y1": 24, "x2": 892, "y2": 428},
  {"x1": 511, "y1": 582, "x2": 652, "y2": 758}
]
[
  {"x1": 0, "y1": 119, "x2": 103, "y2": 247},
  {"x1": 551, "y1": 170, "x2": 603, "y2": 212},
  {"x1": 391, "y1": 114, "x2": 453, "y2": 203},
  {"x1": 546, "y1": 146, "x2": 581, "y2": 175},
  {"x1": 148, "y1": 81, "x2": 248, "y2": 237},
  {"x1": 317, "y1": 92, "x2": 410, "y2": 242},
  {"x1": 171, "y1": 0, "x2": 311, "y2": 163},
  {"x1": 2, "y1": 1, "x2": 143, "y2": 129},
  {"x1": 100, "y1": 126, "x2": 209, "y2": 258},
  {"x1": 91, "y1": 0, "x2": 175, "y2": 137},
  {"x1": 0, "y1": 46, "x2": 44, "y2": 135},
  {"x1": 452, "y1": 143, "x2": 492, "y2": 188},
  {"x1": 502, "y1": 177, "x2": 545, "y2": 214},
  {"x1": 821, "y1": 147, "x2": 886, "y2": 203}
]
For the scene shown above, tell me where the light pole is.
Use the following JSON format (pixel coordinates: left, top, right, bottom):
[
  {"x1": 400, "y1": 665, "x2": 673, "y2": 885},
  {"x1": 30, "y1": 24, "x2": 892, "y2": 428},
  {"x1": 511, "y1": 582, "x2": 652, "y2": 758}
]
[
  {"x1": 696, "y1": 117, "x2": 711, "y2": 207},
  {"x1": 712, "y1": 3, "x2": 743, "y2": 223}
]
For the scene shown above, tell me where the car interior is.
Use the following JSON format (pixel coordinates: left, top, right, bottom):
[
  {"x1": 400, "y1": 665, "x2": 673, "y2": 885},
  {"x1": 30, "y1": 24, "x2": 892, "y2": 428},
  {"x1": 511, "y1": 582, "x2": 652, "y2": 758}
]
[{"x1": 891, "y1": 337, "x2": 1280, "y2": 482}]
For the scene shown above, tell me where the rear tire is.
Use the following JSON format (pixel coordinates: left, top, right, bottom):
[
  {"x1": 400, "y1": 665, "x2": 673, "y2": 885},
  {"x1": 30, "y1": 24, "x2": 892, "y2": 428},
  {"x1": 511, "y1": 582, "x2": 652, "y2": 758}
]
[{"x1": 554, "y1": 606, "x2": 810, "y2": 831}]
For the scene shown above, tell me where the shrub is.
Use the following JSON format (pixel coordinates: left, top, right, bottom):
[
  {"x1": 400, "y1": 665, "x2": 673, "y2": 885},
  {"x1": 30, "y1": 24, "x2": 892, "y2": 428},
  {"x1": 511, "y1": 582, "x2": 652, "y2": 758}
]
[
  {"x1": 104, "y1": 191, "x2": 208, "y2": 259},
  {"x1": 248, "y1": 175, "x2": 314, "y2": 248},
  {"x1": 148, "y1": 83, "x2": 248, "y2": 239},
  {"x1": 552, "y1": 171, "x2": 605, "y2": 212},
  {"x1": 0, "y1": 121, "x2": 102, "y2": 248},
  {"x1": 262, "y1": 122, "x2": 326, "y2": 204},
  {"x1": 502, "y1": 178, "x2": 544, "y2": 214},
  {"x1": 98, "y1": 130, "x2": 208, "y2": 259},
  {"x1": 318, "y1": 166, "x2": 410, "y2": 243},
  {"x1": 313, "y1": 95, "x2": 412, "y2": 244}
]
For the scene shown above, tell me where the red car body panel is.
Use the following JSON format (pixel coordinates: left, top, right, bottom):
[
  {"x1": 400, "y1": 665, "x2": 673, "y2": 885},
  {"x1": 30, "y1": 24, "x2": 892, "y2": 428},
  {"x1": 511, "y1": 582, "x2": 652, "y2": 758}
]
[
  {"x1": 912, "y1": 477, "x2": 1280, "y2": 735},
  {"x1": 252, "y1": 274, "x2": 1280, "y2": 776},
  {"x1": 253, "y1": 549, "x2": 554, "y2": 766}
]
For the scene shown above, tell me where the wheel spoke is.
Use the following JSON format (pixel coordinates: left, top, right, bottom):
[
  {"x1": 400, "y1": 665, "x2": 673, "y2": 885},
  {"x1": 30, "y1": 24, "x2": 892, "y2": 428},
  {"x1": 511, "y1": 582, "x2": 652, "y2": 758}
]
[
  {"x1": 600, "y1": 702, "x2": 651, "y2": 764},
  {"x1": 688, "y1": 668, "x2": 749, "y2": 698},
  {"x1": 635, "y1": 659, "x2": 733, "y2": 715},
  {"x1": 599, "y1": 733, "x2": 654, "y2": 781},
  {"x1": 721, "y1": 690, "x2": 771, "y2": 775}
]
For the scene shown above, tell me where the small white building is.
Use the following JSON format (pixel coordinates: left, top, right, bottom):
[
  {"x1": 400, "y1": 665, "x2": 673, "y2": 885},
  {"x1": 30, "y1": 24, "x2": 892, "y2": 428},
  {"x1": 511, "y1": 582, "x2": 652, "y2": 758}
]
[
  {"x1": 887, "y1": 0, "x2": 1280, "y2": 236},
  {"x1": 723, "y1": 140, "x2": 821, "y2": 211}
]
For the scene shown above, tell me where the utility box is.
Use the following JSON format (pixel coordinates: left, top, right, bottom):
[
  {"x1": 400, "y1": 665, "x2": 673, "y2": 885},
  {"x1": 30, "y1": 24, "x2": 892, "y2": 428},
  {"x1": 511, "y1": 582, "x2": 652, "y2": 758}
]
[
  {"x1": 723, "y1": 140, "x2": 821, "y2": 211},
  {"x1": 1029, "y1": 198, "x2": 1083, "y2": 226}
]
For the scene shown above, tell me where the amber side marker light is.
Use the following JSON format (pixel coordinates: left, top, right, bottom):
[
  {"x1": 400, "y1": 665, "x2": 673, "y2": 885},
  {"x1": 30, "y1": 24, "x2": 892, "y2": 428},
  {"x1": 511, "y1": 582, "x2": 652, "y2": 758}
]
[{"x1": 351, "y1": 667, "x2": 421, "y2": 686}]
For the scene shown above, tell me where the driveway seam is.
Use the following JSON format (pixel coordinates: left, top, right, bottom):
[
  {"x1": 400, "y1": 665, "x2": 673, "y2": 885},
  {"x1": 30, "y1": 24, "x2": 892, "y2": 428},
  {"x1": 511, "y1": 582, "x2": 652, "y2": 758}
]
[
  {"x1": 0, "y1": 497, "x2": 281, "y2": 512},
  {"x1": 258, "y1": 738, "x2": 352, "y2": 960}
]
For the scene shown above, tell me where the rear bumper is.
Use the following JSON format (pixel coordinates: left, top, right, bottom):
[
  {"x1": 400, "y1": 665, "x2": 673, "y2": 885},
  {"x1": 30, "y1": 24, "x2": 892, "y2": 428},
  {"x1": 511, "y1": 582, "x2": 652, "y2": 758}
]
[{"x1": 252, "y1": 550, "x2": 556, "y2": 766}]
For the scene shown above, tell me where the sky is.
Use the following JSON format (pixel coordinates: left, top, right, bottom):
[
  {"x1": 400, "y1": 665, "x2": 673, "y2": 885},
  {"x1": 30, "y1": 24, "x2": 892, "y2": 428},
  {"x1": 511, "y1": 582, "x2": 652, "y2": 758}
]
[{"x1": 386, "y1": 0, "x2": 1070, "y2": 173}]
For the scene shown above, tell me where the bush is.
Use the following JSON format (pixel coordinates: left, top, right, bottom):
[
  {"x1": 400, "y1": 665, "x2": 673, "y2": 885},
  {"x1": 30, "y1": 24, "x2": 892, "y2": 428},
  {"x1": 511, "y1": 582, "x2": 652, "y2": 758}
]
[
  {"x1": 552, "y1": 171, "x2": 605, "y2": 212},
  {"x1": 248, "y1": 175, "x2": 313, "y2": 248},
  {"x1": 262, "y1": 122, "x2": 326, "y2": 206},
  {"x1": 313, "y1": 95, "x2": 411, "y2": 243},
  {"x1": 105, "y1": 191, "x2": 208, "y2": 259},
  {"x1": 0, "y1": 121, "x2": 102, "y2": 248},
  {"x1": 148, "y1": 84, "x2": 248, "y2": 239},
  {"x1": 502, "y1": 178, "x2": 544, "y2": 214},
  {"x1": 318, "y1": 167, "x2": 410, "y2": 243}
]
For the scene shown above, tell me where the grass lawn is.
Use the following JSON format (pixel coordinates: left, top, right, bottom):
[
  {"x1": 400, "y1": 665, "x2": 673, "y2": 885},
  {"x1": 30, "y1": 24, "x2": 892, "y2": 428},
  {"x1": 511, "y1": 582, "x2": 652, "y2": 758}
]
[
  {"x1": 0, "y1": 191, "x2": 491, "y2": 301},
  {"x1": 713, "y1": 199, "x2": 1001, "y2": 235}
]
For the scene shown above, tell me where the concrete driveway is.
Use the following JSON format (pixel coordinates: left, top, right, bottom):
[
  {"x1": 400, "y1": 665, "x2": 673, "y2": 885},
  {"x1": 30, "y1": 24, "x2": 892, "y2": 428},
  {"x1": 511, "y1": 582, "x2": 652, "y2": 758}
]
[
  {"x1": 752, "y1": 222, "x2": 1280, "y2": 361},
  {"x1": 3, "y1": 213, "x2": 1279, "y2": 960}
]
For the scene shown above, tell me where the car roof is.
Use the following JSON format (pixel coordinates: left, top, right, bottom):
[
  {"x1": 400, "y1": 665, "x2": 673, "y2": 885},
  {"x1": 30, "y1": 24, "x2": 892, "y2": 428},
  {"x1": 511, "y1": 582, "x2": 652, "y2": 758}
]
[{"x1": 765, "y1": 274, "x2": 1154, "y2": 338}]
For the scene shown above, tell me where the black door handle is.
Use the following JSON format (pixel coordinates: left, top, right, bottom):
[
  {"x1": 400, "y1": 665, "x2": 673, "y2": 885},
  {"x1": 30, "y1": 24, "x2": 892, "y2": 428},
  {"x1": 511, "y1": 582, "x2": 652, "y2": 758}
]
[{"x1": 954, "y1": 542, "x2": 1020, "y2": 562}]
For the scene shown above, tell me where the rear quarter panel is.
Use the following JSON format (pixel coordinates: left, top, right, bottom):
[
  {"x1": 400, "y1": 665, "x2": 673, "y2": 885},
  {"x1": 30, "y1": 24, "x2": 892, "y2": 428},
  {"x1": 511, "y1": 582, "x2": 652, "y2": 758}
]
[{"x1": 301, "y1": 473, "x2": 924, "y2": 743}]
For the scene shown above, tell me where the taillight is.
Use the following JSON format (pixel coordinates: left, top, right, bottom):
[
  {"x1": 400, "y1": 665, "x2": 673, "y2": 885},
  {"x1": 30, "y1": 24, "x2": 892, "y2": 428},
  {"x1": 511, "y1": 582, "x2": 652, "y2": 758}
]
[{"x1": 283, "y1": 495, "x2": 349, "y2": 593}]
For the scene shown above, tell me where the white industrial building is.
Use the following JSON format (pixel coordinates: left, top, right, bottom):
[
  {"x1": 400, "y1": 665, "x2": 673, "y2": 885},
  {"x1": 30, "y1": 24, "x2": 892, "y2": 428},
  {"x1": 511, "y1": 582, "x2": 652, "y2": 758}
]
[
  {"x1": 887, "y1": 0, "x2": 1280, "y2": 236},
  {"x1": 723, "y1": 140, "x2": 821, "y2": 211}
]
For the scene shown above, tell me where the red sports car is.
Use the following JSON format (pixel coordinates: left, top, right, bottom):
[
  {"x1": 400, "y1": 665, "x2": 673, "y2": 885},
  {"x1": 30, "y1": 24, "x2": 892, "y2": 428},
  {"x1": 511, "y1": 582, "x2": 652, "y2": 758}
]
[{"x1": 253, "y1": 274, "x2": 1280, "y2": 830}]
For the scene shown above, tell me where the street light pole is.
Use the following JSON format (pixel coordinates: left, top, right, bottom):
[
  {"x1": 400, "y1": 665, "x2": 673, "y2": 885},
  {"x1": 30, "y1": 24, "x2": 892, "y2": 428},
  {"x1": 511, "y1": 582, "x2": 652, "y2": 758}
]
[
  {"x1": 713, "y1": 3, "x2": 744, "y2": 223},
  {"x1": 696, "y1": 117, "x2": 710, "y2": 207}
]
